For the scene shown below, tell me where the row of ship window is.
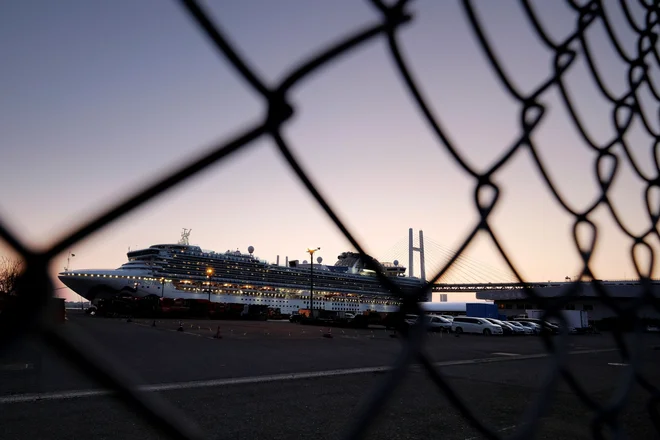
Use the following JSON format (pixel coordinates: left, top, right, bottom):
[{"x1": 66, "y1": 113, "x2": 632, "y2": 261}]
[
  {"x1": 163, "y1": 269, "x2": 392, "y2": 293},
  {"x1": 166, "y1": 263, "x2": 352, "y2": 278},
  {"x1": 240, "y1": 302, "x2": 360, "y2": 312},
  {"x1": 168, "y1": 252, "x2": 266, "y2": 263},
  {"x1": 140, "y1": 258, "x2": 415, "y2": 289},
  {"x1": 177, "y1": 288, "x2": 394, "y2": 304},
  {"x1": 67, "y1": 273, "x2": 168, "y2": 282},
  {"x1": 241, "y1": 298, "x2": 359, "y2": 308},
  {"x1": 162, "y1": 258, "x2": 382, "y2": 283},
  {"x1": 176, "y1": 284, "x2": 392, "y2": 301}
]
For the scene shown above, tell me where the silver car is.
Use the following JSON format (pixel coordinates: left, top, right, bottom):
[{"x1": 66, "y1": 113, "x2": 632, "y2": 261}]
[
  {"x1": 514, "y1": 320, "x2": 541, "y2": 335},
  {"x1": 508, "y1": 320, "x2": 534, "y2": 335}
]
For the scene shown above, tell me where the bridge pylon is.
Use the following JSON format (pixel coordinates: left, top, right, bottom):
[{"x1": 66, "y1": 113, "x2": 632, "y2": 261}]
[{"x1": 408, "y1": 228, "x2": 426, "y2": 281}]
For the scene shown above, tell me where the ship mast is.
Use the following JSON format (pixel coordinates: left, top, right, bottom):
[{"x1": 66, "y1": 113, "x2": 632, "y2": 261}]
[{"x1": 179, "y1": 228, "x2": 191, "y2": 246}]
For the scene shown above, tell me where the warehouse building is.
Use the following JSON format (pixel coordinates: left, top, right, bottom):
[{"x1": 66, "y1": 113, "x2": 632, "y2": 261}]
[{"x1": 475, "y1": 280, "x2": 660, "y2": 323}]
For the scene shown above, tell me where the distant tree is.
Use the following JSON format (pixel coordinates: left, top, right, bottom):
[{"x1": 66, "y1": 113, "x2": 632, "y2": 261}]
[{"x1": 0, "y1": 256, "x2": 24, "y2": 296}]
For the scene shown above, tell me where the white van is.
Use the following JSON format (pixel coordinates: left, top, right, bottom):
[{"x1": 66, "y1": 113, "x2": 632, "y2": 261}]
[{"x1": 451, "y1": 316, "x2": 503, "y2": 335}]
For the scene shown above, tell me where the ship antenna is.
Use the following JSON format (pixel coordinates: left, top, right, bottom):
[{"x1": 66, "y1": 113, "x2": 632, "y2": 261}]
[{"x1": 179, "y1": 228, "x2": 191, "y2": 245}]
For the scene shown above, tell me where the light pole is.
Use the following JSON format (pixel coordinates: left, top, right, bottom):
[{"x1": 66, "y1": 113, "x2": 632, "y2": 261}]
[
  {"x1": 206, "y1": 267, "x2": 214, "y2": 302},
  {"x1": 65, "y1": 251, "x2": 75, "y2": 273},
  {"x1": 66, "y1": 251, "x2": 83, "y2": 311},
  {"x1": 160, "y1": 277, "x2": 165, "y2": 298},
  {"x1": 307, "y1": 247, "x2": 320, "y2": 315}
]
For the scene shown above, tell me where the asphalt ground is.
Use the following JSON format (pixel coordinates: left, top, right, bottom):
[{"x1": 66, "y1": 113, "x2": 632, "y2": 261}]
[{"x1": 1, "y1": 311, "x2": 659, "y2": 440}]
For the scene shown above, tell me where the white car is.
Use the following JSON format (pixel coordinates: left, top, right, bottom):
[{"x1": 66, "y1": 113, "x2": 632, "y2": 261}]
[
  {"x1": 404, "y1": 314, "x2": 452, "y2": 332},
  {"x1": 423, "y1": 315, "x2": 452, "y2": 332},
  {"x1": 451, "y1": 316, "x2": 503, "y2": 335}
]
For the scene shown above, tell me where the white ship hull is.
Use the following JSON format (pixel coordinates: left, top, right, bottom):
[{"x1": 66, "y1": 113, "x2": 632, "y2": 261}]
[{"x1": 60, "y1": 270, "x2": 401, "y2": 314}]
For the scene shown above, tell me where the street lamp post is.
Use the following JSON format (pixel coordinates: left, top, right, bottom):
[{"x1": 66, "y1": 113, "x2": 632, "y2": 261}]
[
  {"x1": 206, "y1": 267, "x2": 214, "y2": 302},
  {"x1": 66, "y1": 252, "x2": 84, "y2": 311},
  {"x1": 307, "y1": 247, "x2": 320, "y2": 316},
  {"x1": 65, "y1": 251, "x2": 75, "y2": 273},
  {"x1": 160, "y1": 277, "x2": 165, "y2": 298}
]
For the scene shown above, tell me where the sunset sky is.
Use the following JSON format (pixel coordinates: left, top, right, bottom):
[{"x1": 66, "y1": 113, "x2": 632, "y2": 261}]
[{"x1": 1, "y1": 0, "x2": 657, "y2": 302}]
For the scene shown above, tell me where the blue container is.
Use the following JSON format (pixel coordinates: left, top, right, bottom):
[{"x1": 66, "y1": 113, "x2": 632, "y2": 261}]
[{"x1": 466, "y1": 303, "x2": 499, "y2": 319}]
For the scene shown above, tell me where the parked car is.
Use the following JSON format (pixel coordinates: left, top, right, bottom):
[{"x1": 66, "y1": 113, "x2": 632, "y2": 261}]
[
  {"x1": 493, "y1": 318, "x2": 525, "y2": 335},
  {"x1": 404, "y1": 314, "x2": 419, "y2": 326},
  {"x1": 451, "y1": 316, "x2": 503, "y2": 335},
  {"x1": 516, "y1": 317, "x2": 560, "y2": 335},
  {"x1": 485, "y1": 318, "x2": 514, "y2": 335},
  {"x1": 289, "y1": 313, "x2": 303, "y2": 323},
  {"x1": 507, "y1": 321, "x2": 534, "y2": 335},
  {"x1": 493, "y1": 318, "x2": 524, "y2": 335},
  {"x1": 404, "y1": 314, "x2": 452, "y2": 332},
  {"x1": 513, "y1": 320, "x2": 540, "y2": 335},
  {"x1": 423, "y1": 315, "x2": 452, "y2": 332}
]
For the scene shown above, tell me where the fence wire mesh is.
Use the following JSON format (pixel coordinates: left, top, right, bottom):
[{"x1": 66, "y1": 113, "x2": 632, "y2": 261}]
[{"x1": 1, "y1": 0, "x2": 660, "y2": 439}]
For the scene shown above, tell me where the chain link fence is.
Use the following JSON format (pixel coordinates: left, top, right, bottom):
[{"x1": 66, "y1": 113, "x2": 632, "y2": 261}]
[{"x1": 1, "y1": 0, "x2": 660, "y2": 439}]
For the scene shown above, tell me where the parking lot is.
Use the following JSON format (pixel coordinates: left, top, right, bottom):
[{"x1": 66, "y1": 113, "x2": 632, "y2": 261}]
[{"x1": 1, "y1": 311, "x2": 659, "y2": 439}]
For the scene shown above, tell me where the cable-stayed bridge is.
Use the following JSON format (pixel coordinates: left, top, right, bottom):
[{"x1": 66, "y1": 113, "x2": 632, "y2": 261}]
[
  {"x1": 385, "y1": 229, "x2": 654, "y2": 295},
  {"x1": 382, "y1": 228, "x2": 520, "y2": 288}
]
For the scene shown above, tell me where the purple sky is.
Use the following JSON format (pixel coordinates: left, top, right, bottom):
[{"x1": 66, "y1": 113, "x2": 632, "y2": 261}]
[{"x1": 0, "y1": 1, "x2": 656, "y2": 301}]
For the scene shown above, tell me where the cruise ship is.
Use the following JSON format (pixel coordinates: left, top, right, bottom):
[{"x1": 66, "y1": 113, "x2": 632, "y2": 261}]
[{"x1": 58, "y1": 230, "x2": 427, "y2": 315}]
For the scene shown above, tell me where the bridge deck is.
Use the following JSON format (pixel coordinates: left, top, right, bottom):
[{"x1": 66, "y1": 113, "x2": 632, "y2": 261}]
[{"x1": 431, "y1": 280, "x2": 657, "y2": 293}]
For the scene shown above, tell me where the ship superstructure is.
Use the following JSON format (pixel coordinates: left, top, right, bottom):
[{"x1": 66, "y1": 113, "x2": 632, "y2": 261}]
[{"x1": 58, "y1": 230, "x2": 426, "y2": 314}]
